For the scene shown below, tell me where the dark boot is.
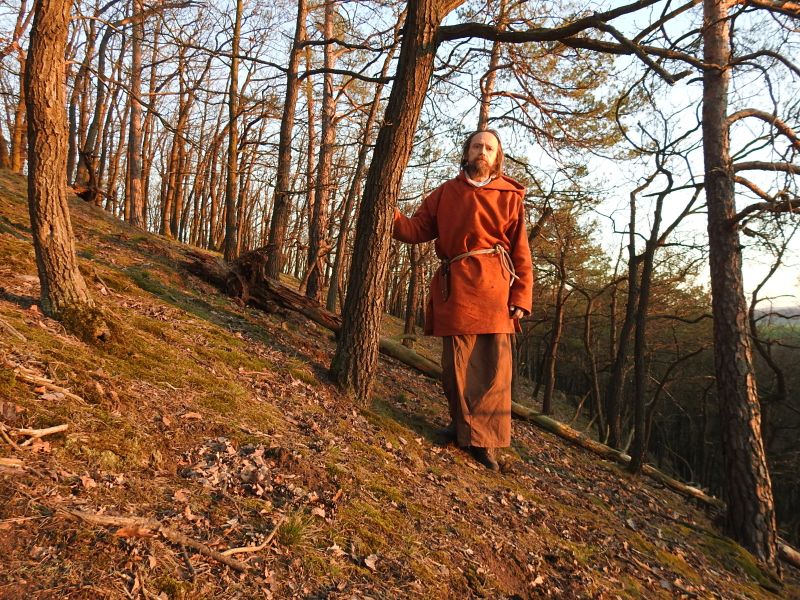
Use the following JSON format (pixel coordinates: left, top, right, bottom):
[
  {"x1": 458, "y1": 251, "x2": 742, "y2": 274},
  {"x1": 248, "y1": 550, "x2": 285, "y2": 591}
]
[
  {"x1": 469, "y1": 447, "x2": 499, "y2": 471},
  {"x1": 436, "y1": 422, "x2": 457, "y2": 445}
]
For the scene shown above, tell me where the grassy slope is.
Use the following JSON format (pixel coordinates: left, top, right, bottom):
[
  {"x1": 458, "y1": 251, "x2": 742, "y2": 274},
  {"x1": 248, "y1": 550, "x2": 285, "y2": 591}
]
[{"x1": 0, "y1": 169, "x2": 797, "y2": 599}]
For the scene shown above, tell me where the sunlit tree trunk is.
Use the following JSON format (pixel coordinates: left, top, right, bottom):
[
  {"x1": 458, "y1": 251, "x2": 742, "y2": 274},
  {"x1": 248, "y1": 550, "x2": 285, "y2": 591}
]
[
  {"x1": 11, "y1": 54, "x2": 27, "y2": 173},
  {"x1": 325, "y1": 34, "x2": 398, "y2": 312},
  {"x1": 25, "y1": 0, "x2": 108, "y2": 340},
  {"x1": 329, "y1": 0, "x2": 465, "y2": 401},
  {"x1": 305, "y1": 0, "x2": 337, "y2": 301},
  {"x1": 223, "y1": 0, "x2": 242, "y2": 261},
  {"x1": 264, "y1": 0, "x2": 307, "y2": 276},
  {"x1": 702, "y1": 0, "x2": 778, "y2": 572},
  {"x1": 477, "y1": 0, "x2": 506, "y2": 130},
  {"x1": 126, "y1": 0, "x2": 144, "y2": 227}
]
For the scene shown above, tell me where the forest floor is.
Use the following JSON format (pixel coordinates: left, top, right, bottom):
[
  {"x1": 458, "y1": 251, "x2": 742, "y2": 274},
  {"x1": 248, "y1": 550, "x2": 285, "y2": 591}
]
[{"x1": 1, "y1": 168, "x2": 799, "y2": 599}]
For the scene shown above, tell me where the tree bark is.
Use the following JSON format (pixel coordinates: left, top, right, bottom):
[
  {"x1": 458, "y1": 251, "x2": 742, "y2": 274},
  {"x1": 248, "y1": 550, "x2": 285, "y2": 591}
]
[
  {"x1": 305, "y1": 0, "x2": 337, "y2": 301},
  {"x1": 476, "y1": 0, "x2": 506, "y2": 130},
  {"x1": 702, "y1": 0, "x2": 778, "y2": 572},
  {"x1": 265, "y1": 0, "x2": 307, "y2": 278},
  {"x1": 126, "y1": 0, "x2": 145, "y2": 228},
  {"x1": 222, "y1": 0, "x2": 242, "y2": 261},
  {"x1": 329, "y1": 0, "x2": 465, "y2": 401},
  {"x1": 25, "y1": 0, "x2": 109, "y2": 341},
  {"x1": 11, "y1": 54, "x2": 27, "y2": 173}
]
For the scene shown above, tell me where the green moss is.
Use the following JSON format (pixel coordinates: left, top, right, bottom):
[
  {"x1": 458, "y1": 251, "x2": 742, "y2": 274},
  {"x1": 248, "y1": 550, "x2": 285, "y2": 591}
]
[
  {"x1": 154, "y1": 576, "x2": 192, "y2": 599},
  {"x1": 696, "y1": 532, "x2": 781, "y2": 592},
  {"x1": 56, "y1": 304, "x2": 111, "y2": 344},
  {"x1": 286, "y1": 357, "x2": 317, "y2": 385}
]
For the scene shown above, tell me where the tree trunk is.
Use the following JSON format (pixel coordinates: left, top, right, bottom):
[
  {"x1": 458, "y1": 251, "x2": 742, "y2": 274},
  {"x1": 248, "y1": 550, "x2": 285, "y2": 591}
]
[
  {"x1": 0, "y1": 128, "x2": 10, "y2": 169},
  {"x1": 476, "y1": 0, "x2": 506, "y2": 130},
  {"x1": 25, "y1": 0, "x2": 108, "y2": 341},
  {"x1": 541, "y1": 268, "x2": 567, "y2": 415},
  {"x1": 702, "y1": 0, "x2": 778, "y2": 572},
  {"x1": 305, "y1": 0, "x2": 337, "y2": 301},
  {"x1": 329, "y1": 0, "x2": 464, "y2": 401},
  {"x1": 402, "y1": 244, "x2": 420, "y2": 349},
  {"x1": 325, "y1": 34, "x2": 398, "y2": 312},
  {"x1": 223, "y1": 0, "x2": 242, "y2": 261},
  {"x1": 126, "y1": 0, "x2": 144, "y2": 228},
  {"x1": 71, "y1": 16, "x2": 95, "y2": 186},
  {"x1": 265, "y1": 0, "x2": 307, "y2": 278},
  {"x1": 11, "y1": 55, "x2": 26, "y2": 173}
]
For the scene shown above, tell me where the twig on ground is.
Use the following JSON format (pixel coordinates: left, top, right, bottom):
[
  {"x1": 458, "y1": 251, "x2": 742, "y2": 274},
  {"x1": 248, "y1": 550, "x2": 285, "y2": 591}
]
[
  {"x1": 0, "y1": 317, "x2": 26, "y2": 342},
  {"x1": 4, "y1": 361, "x2": 88, "y2": 405},
  {"x1": 181, "y1": 544, "x2": 197, "y2": 580},
  {"x1": 15, "y1": 424, "x2": 69, "y2": 446},
  {"x1": 0, "y1": 422, "x2": 22, "y2": 451},
  {"x1": 221, "y1": 515, "x2": 286, "y2": 557},
  {"x1": 59, "y1": 507, "x2": 250, "y2": 572},
  {"x1": 0, "y1": 457, "x2": 23, "y2": 468}
]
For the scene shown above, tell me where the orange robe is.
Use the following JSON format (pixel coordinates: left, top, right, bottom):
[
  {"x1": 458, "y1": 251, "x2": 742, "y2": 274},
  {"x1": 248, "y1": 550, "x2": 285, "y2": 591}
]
[{"x1": 393, "y1": 172, "x2": 533, "y2": 336}]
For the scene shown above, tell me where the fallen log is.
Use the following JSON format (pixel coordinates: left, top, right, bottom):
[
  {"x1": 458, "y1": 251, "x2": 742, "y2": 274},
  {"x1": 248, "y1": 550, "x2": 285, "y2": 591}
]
[
  {"x1": 183, "y1": 248, "x2": 800, "y2": 571},
  {"x1": 184, "y1": 249, "x2": 441, "y2": 374}
]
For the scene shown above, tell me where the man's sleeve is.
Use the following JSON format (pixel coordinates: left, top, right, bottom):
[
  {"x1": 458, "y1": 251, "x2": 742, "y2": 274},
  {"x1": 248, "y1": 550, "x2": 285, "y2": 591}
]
[
  {"x1": 508, "y1": 198, "x2": 533, "y2": 314},
  {"x1": 392, "y1": 188, "x2": 439, "y2": 243}
]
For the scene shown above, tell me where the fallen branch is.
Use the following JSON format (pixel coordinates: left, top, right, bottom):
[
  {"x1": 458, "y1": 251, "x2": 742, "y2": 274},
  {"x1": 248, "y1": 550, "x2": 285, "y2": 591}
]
[
  {"x1": 15, "y1": 424, "x2": 69, "y2": 446},
  {"x1": 0, "y1": 422, "x2": 22, "y2": 451},
  {"x1": 0, "y1": 457, "x2": 23, "y2": 469},
  {"x1": 4, "y1": 361, "x2": 88, "y2": 405},
  {"x1": 60, "y1": 507, "x2": 249, "y2": 572},
  {"x1": 0, "y1": 317, "x2": 26, "y2": 342},
  {"x1": 222, "y1": 514, "x2": 286, "y2": 556}
]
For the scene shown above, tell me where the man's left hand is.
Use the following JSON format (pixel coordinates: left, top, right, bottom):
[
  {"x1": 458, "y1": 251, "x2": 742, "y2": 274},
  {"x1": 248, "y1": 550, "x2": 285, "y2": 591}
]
[{"x1": 509, "y1": 305, "x2": 524, "y2": 319}]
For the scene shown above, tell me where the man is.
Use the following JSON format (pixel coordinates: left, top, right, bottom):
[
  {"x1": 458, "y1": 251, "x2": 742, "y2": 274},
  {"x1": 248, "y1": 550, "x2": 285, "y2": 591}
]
[{"x1": 393, "y1": 130, "x2": 533, "y2": 471}]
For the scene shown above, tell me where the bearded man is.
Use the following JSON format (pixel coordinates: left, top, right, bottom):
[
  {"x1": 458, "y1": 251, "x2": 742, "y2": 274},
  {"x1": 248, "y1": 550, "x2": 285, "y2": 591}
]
[{"x1": 392, "y1": 130, "x2": 533, "y2": 471}]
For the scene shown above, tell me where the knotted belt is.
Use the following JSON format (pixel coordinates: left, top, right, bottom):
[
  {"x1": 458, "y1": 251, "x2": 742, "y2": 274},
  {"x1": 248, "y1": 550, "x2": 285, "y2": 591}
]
[{"x1": 440, "y1": 243, "x2": 520, "y2": 301}]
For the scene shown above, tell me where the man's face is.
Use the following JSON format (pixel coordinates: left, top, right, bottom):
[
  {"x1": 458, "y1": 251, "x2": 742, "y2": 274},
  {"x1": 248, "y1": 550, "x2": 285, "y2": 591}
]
[{"x1": 466, "y1": 132, "x2": 499, "y2": 180}]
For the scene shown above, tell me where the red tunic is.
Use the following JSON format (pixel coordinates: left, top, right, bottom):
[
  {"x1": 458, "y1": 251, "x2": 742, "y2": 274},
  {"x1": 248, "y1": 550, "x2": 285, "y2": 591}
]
[{"x1": 393, "y1": 172, "x2": 533, "y2": 336}]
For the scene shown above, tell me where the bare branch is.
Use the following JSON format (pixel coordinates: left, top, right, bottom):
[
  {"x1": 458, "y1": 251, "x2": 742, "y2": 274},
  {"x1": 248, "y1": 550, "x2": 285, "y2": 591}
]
[
  {"x1": 733, "y1": 161, "x2": 800, "y2": 175},
  {"x1": 731, "y1": 50, "x2": 800, "y2": 78},
  {"x1": 728, "y1": 109, "x2": 800, "y2": 150},
  {"x1": 438, "y1": 0, "x2": 663, "y2": 43},
  {"x1": 732, "y1": 198, "x2": 799, "y2": 224},
  {"x1": 744, "y1": 0, "x2": 800, "y2": 19}
]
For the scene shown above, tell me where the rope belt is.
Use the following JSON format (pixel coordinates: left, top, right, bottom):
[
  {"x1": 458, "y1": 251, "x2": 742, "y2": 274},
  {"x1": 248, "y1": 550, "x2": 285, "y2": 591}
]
[{"x1": 440, "y1": 243, "x2": 519, "y2": 301}]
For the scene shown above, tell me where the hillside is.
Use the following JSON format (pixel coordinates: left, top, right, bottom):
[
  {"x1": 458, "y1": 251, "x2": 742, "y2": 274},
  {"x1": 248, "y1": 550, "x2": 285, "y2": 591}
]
[{"x1": 1, "y1": 169, "x2": 798, "y2": 599}]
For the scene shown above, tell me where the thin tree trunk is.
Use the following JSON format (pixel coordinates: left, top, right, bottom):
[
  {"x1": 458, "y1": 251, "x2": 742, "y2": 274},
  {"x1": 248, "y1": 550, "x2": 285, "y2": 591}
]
[
  {"x1": 11, "y1": 54, "x2": 26, "y2": 173},
  {"x1": 542, "y1": 267, "x2": 568, "y2": 415},
  {"x1": 126, "y1": 0, "x2": 144, "y2": 227},
  {"x1": 265, "y1": 0, "x2": 307, "y2": 277},
  {"x1": 325, "y1": 34, "x2": 398, "y2": 312},
  {"x1": 223, "y1": 0, "x2": 242, "y2": 261},
  {"x1": 476, "y1": 0, "x2": 506, "y2": 130},
  {"x1": 305, "y1": 0, "x2": 337, "y2": 301},
  {"x1": 402, "y1": 244, "x2": 420, "y2": 348}
]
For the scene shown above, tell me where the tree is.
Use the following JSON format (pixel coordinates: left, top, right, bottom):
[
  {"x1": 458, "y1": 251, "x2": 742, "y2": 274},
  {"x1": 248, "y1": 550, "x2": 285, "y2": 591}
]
[
  {"x1": 222, "y1": 0, "x2": 243, "y2": 261},
  {"x1": 25, "y1": 0, "x2": 109, "y2": 341},
  {"x1": 265, "y1": 0, "x2": 308, "y2": 279},
  {"x1": 701, "y1": 0, "x2": 778, "y2": 571},
  {"x1": 125, "y1": 0, "x2": 145, "y2": 227},
  {"x1": 329, "y1": 0, "x2": 465, "y2": 400}
]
